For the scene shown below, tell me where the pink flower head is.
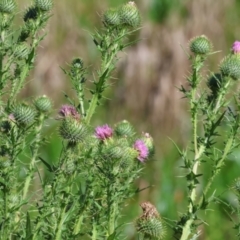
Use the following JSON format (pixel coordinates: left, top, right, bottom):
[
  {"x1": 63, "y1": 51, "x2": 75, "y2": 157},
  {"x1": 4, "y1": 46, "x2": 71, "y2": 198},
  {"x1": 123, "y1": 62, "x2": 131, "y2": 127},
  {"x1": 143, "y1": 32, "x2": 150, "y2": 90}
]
[
  {"x1": 232, "y1": 41, "x2": 240, "y2": 54},
  {"x1": 95, "y1": 124, "x2": 113, "y2": 140},
  {"x1": 133, "y1": 139, "x2": 149, "y2": 162},
  {"x1": 58, "y1": 105, "x2": 80, "y2": 119}
]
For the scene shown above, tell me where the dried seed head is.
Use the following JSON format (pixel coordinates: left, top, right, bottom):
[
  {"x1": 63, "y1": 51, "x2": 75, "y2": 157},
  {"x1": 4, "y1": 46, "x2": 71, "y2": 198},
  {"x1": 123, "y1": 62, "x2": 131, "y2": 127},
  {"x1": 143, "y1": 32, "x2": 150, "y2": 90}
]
[
  {"x1": 140, "y1": 202, "x2": 160, "y2": 219},
  {"x1": 136, "y1": 202, "x2": 166, "y2": 239}
]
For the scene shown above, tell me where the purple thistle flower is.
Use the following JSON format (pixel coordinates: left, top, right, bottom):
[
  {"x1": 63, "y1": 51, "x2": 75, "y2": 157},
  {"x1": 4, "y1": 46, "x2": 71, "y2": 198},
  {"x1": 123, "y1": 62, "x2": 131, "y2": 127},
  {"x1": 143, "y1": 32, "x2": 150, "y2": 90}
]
[
  {"x1": 232, "y1": 41, "x2": 240, "y2": 54},
  {"x1": 58, "y1": 105, "x2": 80, "y2": 119},
  {"x1": 95, "y1": 124, "x2": 113, "y2": 140},
  {"x1": 133, "y1": 139, "x2": 149, "y2": 162}
]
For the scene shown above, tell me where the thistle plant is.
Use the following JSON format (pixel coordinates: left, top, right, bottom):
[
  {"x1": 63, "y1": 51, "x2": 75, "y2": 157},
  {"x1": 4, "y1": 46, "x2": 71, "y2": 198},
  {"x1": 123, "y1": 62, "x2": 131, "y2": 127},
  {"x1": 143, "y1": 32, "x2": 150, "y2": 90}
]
[
  {"x1": 0, "y1": 1, "x2": 156, "y2": 239},
  {"x1": 170, "y1": 36, "x2": 240, "y2": 239},
  {"x1": 1, "y1": 0, "x2": 240, "y2": 239}
]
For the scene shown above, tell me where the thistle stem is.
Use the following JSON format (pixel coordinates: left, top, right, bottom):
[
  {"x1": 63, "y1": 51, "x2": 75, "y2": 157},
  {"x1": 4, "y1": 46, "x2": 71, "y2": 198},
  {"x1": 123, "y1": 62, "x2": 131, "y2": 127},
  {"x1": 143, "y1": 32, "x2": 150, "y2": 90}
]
[{"x1": 22, "y1": 113, "x2": 45, "y2": 199}]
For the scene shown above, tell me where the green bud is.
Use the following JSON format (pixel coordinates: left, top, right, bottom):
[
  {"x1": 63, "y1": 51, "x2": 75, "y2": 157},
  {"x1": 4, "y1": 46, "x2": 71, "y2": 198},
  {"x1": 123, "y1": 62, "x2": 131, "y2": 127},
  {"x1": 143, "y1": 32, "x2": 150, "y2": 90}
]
[
  {"x1": 72, "y1": 58, "x2": 84, "y2": 69},
  {"x1": 0, "y1": 0, "x2": 16, "y2": 14},
  {"x1": 14, "y1": 43, "x2": 29, "y2": 59},
  {"x1": 119, "y1": 1, "x2": 141, "y2": 28},
  {"x1": 141, "y1": 132, "x2": 154, "y2": 157},
  {"x1": 12, "y1": 104, "x2": 36, "y2": 126},
  {"x1": 189, "y1": 35, "x2": 212, "y2": 55},
  {"x1": 219, "y1": 54, "x2": 240, "y2": 80},
  {"x1": 59, "y1": 118, "x2": 89, "y2": 143},
  {"x1": 0, "y1": 120, "x2": 11, "y2": 134},
  {"x1": 104, "y1": 146, "x2": 123, "y2": 159},
  {"x1": 35, "y1": 0, "x2": 53, "y2": 12},
  {"x1": 33, "y1": 95, "x2": 52, "y2": 113},
  {"x1": 9, "y1": 194, "x2": 19, "y2": 208},
  {"x1": 119, "y1": 147, "x2": 137, "y2": 169},
  {"x1": 23, "y1": 6, "x2": 38, "y2": 22},
  {"x1": 103, "y1": 8, "x2": 121, "y2": 26},
  {"x1": 115, "y1": 120, "x2": 135, "y2": 137},
  {"x1": 64, "y1": 160, "x2": 76, "y2": 174},
  {"x1": 136, "y1": 217, "x2": 166, "y2": 240}
]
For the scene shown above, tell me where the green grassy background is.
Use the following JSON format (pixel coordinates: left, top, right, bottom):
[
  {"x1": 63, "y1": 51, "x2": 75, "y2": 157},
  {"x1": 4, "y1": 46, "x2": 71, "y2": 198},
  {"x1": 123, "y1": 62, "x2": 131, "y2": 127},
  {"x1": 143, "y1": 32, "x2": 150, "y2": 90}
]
[{"x1": 17, "y1": 0, "x2": 240, "y2": 239}]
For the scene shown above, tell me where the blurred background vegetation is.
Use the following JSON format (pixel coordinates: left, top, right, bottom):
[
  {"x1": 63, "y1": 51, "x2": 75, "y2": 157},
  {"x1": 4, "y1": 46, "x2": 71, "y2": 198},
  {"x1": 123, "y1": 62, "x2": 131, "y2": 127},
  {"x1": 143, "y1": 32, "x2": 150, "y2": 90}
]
[{"x1": 16, "y1": 0, "x2": 240, "y2": 239}]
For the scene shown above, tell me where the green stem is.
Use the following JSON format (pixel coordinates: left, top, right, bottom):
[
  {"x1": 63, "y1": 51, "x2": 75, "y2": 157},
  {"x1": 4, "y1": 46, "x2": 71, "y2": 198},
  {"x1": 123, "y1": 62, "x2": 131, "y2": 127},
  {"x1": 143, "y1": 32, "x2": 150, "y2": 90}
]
[
  {"x1": 85, "y1": 29, "x2": 125, "y2": 124},
  {"x1": 108, "y1": 203, "x2": 116, "y2": 236},
  {"x1": 22, "y1": 113, "x2": 45, "y2": 199},
  {"x1": 73, "y1": 215, "x2": 84, "y2": 235},
  {"x1": 85, "y1": 52, "x2": 115, "y2": 124},
  {"x1": 92, "y1": 221, "x2": 97, "y2": 240},
  {"x1": 180, "y1": 76, "x2": 232, "y2": 240},
  {"x1": 55, "y1": 206, "x2": 66, "y2": 240}
]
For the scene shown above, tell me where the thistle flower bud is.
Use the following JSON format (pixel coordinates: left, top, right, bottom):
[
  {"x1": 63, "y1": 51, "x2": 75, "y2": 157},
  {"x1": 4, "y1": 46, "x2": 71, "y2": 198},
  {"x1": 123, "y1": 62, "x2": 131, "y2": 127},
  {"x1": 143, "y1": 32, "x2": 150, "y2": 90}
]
[
  {"x1": 232, "y1": 41, "x2": 240, "y2": 54},
  {"x1": 58, "y1": 105, "x2": 80, "y2": 120},
  {"x1": 23, "y1": 6, "x2": 38, "y2": 22},
  {"x1": 59, "y1": 118, "x2": 89, "y2": 143},
  {"x1": 0, "y1": 0, "x2": 16, "y2": 14},
  {"x1": 12, "y1": 104, "x2": 36, "y2": 126},
  {"x1": 133, "y1": 140, "x2": 149, "y2": 162},
  {"x1": 103, "y1": 8, "x2": 121, "y2": 26},
  {"x1": 118, "y1": 147, "x2": 138, "y2": 169},
  {"x1": 119, "y1": 2, "x2": 141, "y2": 28},
  {"x1": 8, "y1": 194, "x2": 19, "y2": 208},
  {"x1": 0, "y1": 120, "x2": 11, "y2": 134},
  {"x1": 219, "y1": 54, "x2": 240, "y2": 80},
  {"x1": 35, "y1": 0, "x2": 53, "y2": 12},
  {"x1": 64, "y1": 160, "x2": 76, "y2": 174},
  {"x1": 95, "y1": 124, "x2": 113, "y2": 140},
  {"x1": 115, "y1": 120, "x2": 135, "y2": 137},
  {"x1": 33, "y1": 95, "x2": 52, "y2": 113},
  {"x1": 136, "y1": 202, "x2": 166, "y2": 240},
  {"x1": 72, "y1": 58, "x2": 84, "y2": 69},
  {"x1": 189, "y1": 35, "x2": 212, "y2": 55},
  {"x1": 14, "y1": 43, "x2": 29, "y2": 59}
]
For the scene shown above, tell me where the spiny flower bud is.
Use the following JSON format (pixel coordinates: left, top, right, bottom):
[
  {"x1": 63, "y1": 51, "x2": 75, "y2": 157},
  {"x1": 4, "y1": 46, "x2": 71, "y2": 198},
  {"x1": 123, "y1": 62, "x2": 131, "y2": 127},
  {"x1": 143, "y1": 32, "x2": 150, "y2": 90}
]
[
  {"x1": 8, "y1": 194, "x2": 19, "y2": 208},
  {"x1": 133, "y1": 140, "x2": 149, "y2": 162},
  {"x1": 136, "y1": 202, "x2": 166, "y2": 240},
  {"x1": 59, "y1": 118, "x2": 89, "y2": 143},
  {"x1": 72, "y1": 58, "x2": 84, "y2": 69},
  {"x1": 232, "y1": 41, "x2": 240, "y2": 54},
  {"x1": 0, "y1": 0, "x2": 16, "y2": 14},
  {"x1": 12, "y1": 104, "x2": 36, "y2": 126},
  {"x1": 14, "y1": 43, "x2": 29, "y2": 59},
  {"x1": 33, "y1": 95, "x2": 52, "y2": 113},
  {"x1": 103, "y1": 8, "x2": 121, "y2": 26},
  {"x1": 118, "y1": 147, "x2": 138, "y2": 169},
  {"x1": 119, "y1": 2, "x2": 141, "y2": 28},
  {"x1": 58, "y1": 105, "x2": 80, "y2": 120},
  {"x1": 219, "y1": 54, "x2": 240, "y2": 80},
  {"x1": 35, "y1": 0, "x2": 53, "y2": 12},
  {"x1": 0, "y1": 120, "x2": 11, "y2": 134},
  {"x1": 23, "y1": 6, "x2": 38, "y2": 22},
  {"x1": 115, "y1": 120, "x2": 135, "y2": 137},
  {"x1": 95, "y1": 124, "x2": 113, "y2": 140},
  {"x1": 189, "y1": 35, "x2": 212, "y2": 55},
  {"x1": 141, "y1": 132, "x2": 154, "y2": 156},
  {"x1": 63, "y1": 160, "x2": 76, "y2": 174}
]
